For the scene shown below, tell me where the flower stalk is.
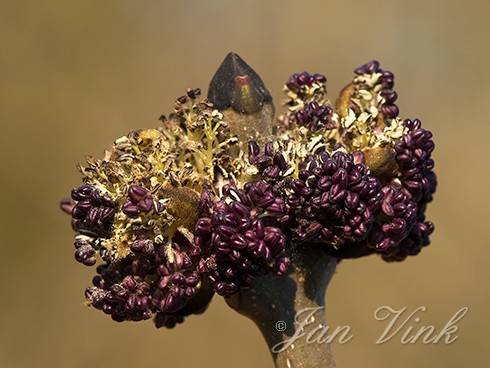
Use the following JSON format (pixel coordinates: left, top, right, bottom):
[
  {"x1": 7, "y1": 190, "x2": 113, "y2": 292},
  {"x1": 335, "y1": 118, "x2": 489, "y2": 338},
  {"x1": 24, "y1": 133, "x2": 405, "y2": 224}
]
[{"x1": 226, "y1": 245, "x2": 337, "y2": 368}]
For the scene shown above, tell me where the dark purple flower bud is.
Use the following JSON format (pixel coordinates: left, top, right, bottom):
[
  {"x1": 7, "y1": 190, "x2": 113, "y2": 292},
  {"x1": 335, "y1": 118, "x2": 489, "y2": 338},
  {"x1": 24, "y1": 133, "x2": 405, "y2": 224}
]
[
  {"x1": 381, "y1": 216, "x2": 434, "y2": 262},
  {"x1": 131, "y1": 239, "x2": 154, "y2": 255},
  {"x1": 313, "y1": 73, "x2": 327, "y2": 83},
  {"x1": 248, "y1": 142, "x2": 291, "y2": 181},
  {"x1": 122, "y1": 185, "x2": 157, "y2": 217},
  {"x1": 380, "y1": 90, "x2": 398, "y2": 103},
  {"x1": 122, "y1": 201, "x2": 140, "y2": 218},
  {"x1": 381, "y1": 104, "x2": 399, "y2": 119},
  {"x1": 248, "y1": 140, "x2": 260, "y2": 158},
  {"x1": 128, "y1": 185, "x2": 149, "y2": 203},
  {"x1": 369, "y1": 183, "x2": 418, "y2": 252},
  {"x1": 395, "y1": 119, "x2": 437, "y2": 202},
  {"x1": 60, "y1": 198, "x2": 75, "y2": 215},
  {"x1": 193, "y1": 182, "x2": 290, "y2": 296},
  {"x1": 67, "y1": 185, "x2": 116, "y2": 237},
  {"x1": 195, "y1": 217, "x2": 212, "y2": 234},
  {"x1": 294, "y1": 101, "x2": 336, "y2": 131},
  {"x1": 186, "y1": 87, "x2": 201, "y2": 99},
  {"x1": 376, "y1": 119, "x2": 437, "y2": 261},
  {"x1": 71, "y1": 184, "x2": 95, "y2": 201},
  {"x1": 82, "y1": 239, "x2": 203, "y2": 325},
  {"x1": 286, "y1": 71, "x2": 327, "y2": 91},
  {"x1": 354, "y1": 60, "x2": 380, "y2": 75},
  {"x1": 74, "y1": 237, "x2": 97, "y2": 266},
  {"x1": 289, "y1": 151, "x2": 381, "y2": 246},
  {"x1": 352, "y1": 61, "x2": 399, "y2": 119},
  {"x1": 138, "y1": 196, "x2": 154, "y2": 213}
]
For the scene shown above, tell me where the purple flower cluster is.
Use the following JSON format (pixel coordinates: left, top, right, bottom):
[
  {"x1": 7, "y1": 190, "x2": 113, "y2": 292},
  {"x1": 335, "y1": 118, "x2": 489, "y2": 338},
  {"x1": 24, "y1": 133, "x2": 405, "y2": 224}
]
[
  {"x1": 245, "y1": 141, "x2": 433, "y2": 259},
  {"x1": 295, "y1": 101, "x2": 336, "y2": 131},
  {"x1": 369, "y1": 183, "x2": 417, "y2": 251},
  {"x1": 151, "y1": 247, "x2": 199, "y2": 313},
  {"x1": 286, "y1": 72, "x2": 326, "y2": 91},
  {"x1": 288, "y1": 151, "x2": 383, "y2": 246},
  {"x1": 381, "y1": 209, "x2": 434, "y2": 262},
  {"x1": 395, "y1": 119, "x2": 437, "y2": 202},
  {"x1": 70, "y1": 184, "x2": 116, "y2": 237},
  {"x1": 193, "y1": 184, "x2": 290, "y2": 296},
  {"x1": 85, "y1": 243, "x2": 201, "y2": 325},
  {"x1": 376, "y1": 118, "x2": 437, "y2": 261},
  {"x1": 354, "y1": 60, "x2": 399, "y2": 119},
  {"x1": 248, "y1": 141, "x2": 289, "y2": 180},
  {"x1": 61, "y1": 182, "x2": 214, "y2": 327},
  {"x1": 74, "y1": 237, "x2": 97, "y2": 266},
  {"x1": 86, "y1": 272, "x2": 152, "y2": 322},
  {"x1": 244, "y1": 136, "x2": 435, "y2": 261},
  {"x1": 62, "y1": 58, "x2": 439, "y2": 329}
]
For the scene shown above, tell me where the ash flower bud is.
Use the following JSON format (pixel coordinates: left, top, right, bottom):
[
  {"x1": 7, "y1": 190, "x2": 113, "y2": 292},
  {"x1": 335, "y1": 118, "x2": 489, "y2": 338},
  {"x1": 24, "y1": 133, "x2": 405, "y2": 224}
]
[
  {"x1": 86, "y1": 272, "x2": 152, "y2": 322},
  {"x1": 369, "y1": 183, "x2": 417, "y2": 251},
  {"x1": 82, "y1": 241, "x2": 204, "y2": 325},
  {"x1": 286, "y1": 72, "x2": 327, "y2": 91},
  {"x1": 381, "y1": 104, "x2": 400, "y2": 119},
  {"x1": 381, "y1": 214, "x2": 434, "y2": 262},
  {"x1": 394, "y1": 119, "x2": 436, "y2": 202},
  {"x1": 280, "y1": 70, "x2": 331, "y2": 129},
  {"x1": 131, "y1": 239, "x2": 154, "y2": 255},
  {"x1": 74, "y1": 237, "x2": 97, "y2": 266},
  {"x1": 186, "y1": 87, "x2": 201, "y2": 100},
  {"x1": 289, "y1": 151, "x2": 382, "y2": 247},
  {"x1": 60, "y1": 198, "x2": 75, "y2": 215},
  {"x1": 248, "y1": 141, "x2": 290, "y2": 181},
  {"x1": 354, "y1": 60, "x2": 380, "y2": 75},
  {"x1": 295, "y1": 101, "x2": 336, "y2": 131},
  {"x1": 67, "y1": 184, "x2": 116, "y2": 237},
  {"x1": 152, "y1": 246, "x2": 198, "y2": 314},
  {"x1": 71, "y1": 184, "x2": 95, "y2": 201},
  {"x1": 193, "y1": 182, "x2": 290, "y2": 296},
  {"x1": 339, "y1": 60, "x2": 399, "y2": 125},
  {"x1": 128, "y1": 185, "x2": 149, "y2": 202},
  {"x1": 122, "y1": 202, "x2": 139, "y2": 218}
]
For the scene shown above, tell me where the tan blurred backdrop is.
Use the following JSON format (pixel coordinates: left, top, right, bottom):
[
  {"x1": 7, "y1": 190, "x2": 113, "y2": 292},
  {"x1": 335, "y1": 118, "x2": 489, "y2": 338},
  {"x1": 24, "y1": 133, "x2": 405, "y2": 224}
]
[{"x1": 0, "y1": 0, "x2": 488, "y2": 367}]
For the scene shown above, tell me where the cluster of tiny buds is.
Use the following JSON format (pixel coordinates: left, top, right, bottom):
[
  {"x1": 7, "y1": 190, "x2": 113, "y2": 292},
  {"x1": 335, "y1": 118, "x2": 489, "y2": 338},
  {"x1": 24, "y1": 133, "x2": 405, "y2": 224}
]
[
  {"x1": 176, "y1": 88, "x2": 202, "y2": 104},
  {"x1": 286, "y1": 72, "x2": 327, "y2": 90},
  {"x1": 289, "y1": 150, "x2": 383, "y2": 246},
  {"x1": 74, "y1": 236, "x2": 97, "y2": 266},
  {"x1": 192, "y1": 183, "x2": 290, "y2": 295},
  {"x1": 244, "y1": 130, "x2": 435, "y2": 259},
  {"x1": 295, "y1": 101, "x2": 335, "y2": 131},
  {"x1": 370, "y1": 183, "x2": 418, "y2": 250},
  {"x1": 354, "y1": 60, "x2": 398, "y2": 119},
  {"x1": 70, "y1": 185, "x2": 116, "y2": 237},
  {"x1": 248, "y1": 141, "x2": 289, "y2": 180},
  {"x1": 85, "y1": 243, "x2": 200, "y2": 325},
  {"x1": 395, "y1": 119, "x2": 436, "y2": 202}
]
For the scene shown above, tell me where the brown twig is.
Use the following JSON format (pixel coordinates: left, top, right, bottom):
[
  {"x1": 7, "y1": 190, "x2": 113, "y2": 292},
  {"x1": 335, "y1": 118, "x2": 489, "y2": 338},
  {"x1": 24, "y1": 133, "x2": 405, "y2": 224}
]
[{"x1": 226, "y1": 245, "x2": 337, "y2": 368}]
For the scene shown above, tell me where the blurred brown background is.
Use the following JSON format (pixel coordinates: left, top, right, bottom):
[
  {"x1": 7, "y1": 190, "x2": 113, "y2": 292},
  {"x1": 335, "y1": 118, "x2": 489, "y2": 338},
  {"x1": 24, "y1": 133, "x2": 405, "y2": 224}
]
[{"x1": 0, "y1": 0, "x2": 488, "y2": 367}]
